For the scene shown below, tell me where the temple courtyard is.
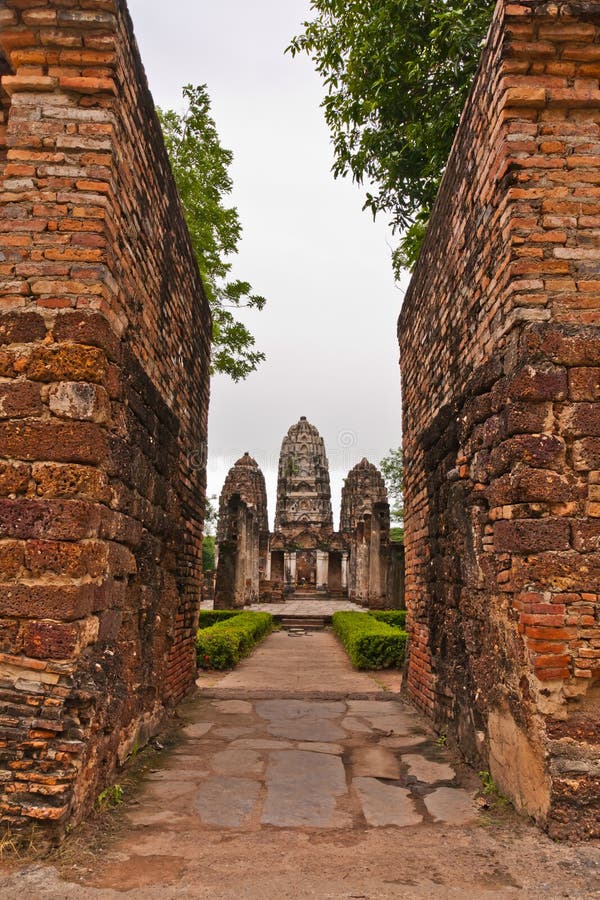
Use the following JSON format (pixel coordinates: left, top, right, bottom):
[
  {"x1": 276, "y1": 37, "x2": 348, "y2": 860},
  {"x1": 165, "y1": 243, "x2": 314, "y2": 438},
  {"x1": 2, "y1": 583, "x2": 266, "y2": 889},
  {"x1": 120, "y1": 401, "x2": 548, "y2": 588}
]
[{"x1": 1, "y1": 631, "x2": 598, "y2": 898}]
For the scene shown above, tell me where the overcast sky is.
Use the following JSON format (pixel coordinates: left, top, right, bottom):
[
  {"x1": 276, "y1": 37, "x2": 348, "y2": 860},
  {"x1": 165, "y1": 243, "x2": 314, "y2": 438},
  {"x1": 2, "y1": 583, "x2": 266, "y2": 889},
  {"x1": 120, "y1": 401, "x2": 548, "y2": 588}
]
[{"x1": 127, "y1": 0, "x2": 405, "y2": 528}]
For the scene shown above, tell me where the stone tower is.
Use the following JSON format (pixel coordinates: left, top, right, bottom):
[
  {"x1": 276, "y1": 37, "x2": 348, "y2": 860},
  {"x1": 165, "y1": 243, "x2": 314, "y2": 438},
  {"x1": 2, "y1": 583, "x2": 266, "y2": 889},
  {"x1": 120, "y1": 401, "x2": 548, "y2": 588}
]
[
  {"x1": 340, "y1": 458, "x2": 388, "y2": 532},
  {"x1": 274, "y1": 417, "x2": 333, "y2": 536},
  {"x1": 216, "y1": 452, "x2": 269, "y2": 542},
  {"x1": 215, "y1": 453, "x2": 269, "y2": 608},
  {"x1": 341, "y1": 459, "x2": 390, "y2": 607}
]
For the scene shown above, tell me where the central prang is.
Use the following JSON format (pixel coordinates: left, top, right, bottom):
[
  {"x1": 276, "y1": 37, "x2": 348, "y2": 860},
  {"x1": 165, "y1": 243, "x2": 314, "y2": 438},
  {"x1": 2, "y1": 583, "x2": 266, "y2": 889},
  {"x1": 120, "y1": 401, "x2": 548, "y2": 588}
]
[
  {"x1": 275, "y1": 415, "x2": 333, "y2": 532},
  {"x1": 272, "y1": 416, "x2": 336, "y2": 593}
]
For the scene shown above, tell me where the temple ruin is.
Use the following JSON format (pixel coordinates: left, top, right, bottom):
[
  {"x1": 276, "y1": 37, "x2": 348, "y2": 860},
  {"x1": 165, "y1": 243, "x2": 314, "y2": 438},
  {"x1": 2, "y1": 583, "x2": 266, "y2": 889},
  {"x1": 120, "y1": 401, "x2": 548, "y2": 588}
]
[
  {"x1": 215, "y1": 418, "x2": 400, "y2": 608},
  {"x1": 341, "y1": 459, "x2": 391, "y2": 607},
  {"x1": 214, "y1": 454, "x2": 269, "y2": 608}
]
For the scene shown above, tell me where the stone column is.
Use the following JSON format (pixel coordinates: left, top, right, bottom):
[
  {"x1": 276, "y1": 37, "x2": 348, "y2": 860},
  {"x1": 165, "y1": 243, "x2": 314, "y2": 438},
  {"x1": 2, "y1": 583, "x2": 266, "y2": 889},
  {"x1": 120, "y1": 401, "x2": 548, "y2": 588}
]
[
  {"x1": 341, "y1": 553, "x2": 349, "y2": 592},
  {"x1": 356, "y1": 518, "x2": 370, "y2": 606},
  {"x1": 264, "y1": 542, "x2": 272, "y2": 581},
  {"x1": 284, "y1": 551, "x2": 297, "y2": 587},
  {"x1": 368, "y1": 512, "x2": 382, "y2": 606},
  {"x1": 316, "y1": 551, "x2": 329, "y2": 592}
]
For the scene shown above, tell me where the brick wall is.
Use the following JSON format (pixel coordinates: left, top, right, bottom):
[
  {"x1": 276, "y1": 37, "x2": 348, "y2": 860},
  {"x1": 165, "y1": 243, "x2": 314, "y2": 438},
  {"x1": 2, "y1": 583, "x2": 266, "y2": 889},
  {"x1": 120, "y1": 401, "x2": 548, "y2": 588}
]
[
  {"x1": 0, "y1": 0, "x2": 211, "y2": 836},
  {"x1": 399, "y1": 0, "x2": 600, "y2": 839}
]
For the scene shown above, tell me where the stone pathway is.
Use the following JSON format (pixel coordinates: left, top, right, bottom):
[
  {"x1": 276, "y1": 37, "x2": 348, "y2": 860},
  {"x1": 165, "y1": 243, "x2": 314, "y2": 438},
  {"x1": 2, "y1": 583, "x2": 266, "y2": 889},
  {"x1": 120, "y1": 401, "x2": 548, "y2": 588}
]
[
  {"x1": 211, "y1": 630, "x2": 386, "y2": 692},
  {"x1": 176, "y1": 693, "x2": 475, "y2": 832},
  {"x1": 1, "y1": 631, "x2": 599, "y2": 898}
]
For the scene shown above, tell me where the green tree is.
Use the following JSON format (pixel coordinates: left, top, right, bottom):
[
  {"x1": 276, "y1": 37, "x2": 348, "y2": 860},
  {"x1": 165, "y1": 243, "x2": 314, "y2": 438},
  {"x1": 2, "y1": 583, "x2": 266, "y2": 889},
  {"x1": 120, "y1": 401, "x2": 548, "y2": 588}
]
[
  {"x1": 380, "y1": 447, "x2": 404, "y2": 527},
  {"x1": 205, "y1": 495, "x2": 218, "y2": 536},
  {"x1": 158, "y1": 85, "x2": 266, "y2": 381},
  {"x1": 288, "y1": 0, "x2": 495, "y2": 271},
  {"x1": 202, "y1": 535, "x2": 216, "y2": 573}
]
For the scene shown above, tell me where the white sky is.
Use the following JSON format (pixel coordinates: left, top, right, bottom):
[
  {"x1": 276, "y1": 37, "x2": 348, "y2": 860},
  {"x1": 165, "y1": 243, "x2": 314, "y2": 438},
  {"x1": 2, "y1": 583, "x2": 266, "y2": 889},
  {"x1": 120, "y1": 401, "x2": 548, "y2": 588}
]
[{"x1": 127, "y1": 0, "x2": 406, "y2": 529}]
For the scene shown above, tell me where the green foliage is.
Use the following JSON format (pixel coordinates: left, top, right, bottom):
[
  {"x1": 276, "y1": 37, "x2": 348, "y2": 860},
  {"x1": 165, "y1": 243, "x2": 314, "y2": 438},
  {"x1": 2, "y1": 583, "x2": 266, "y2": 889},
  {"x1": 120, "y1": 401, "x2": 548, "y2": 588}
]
[
  {"x1": 479, "y1": 770, "x2": 511, "y2": 808},
  {"x1": 332, "y1": 611, "x2": 407, "y2": 670},
  {"x1": 196, "y1": 612, "x2": 273, "y2": 670},
  {"x1": 158, "y1": 85, "x2": 267, "y2": 381},
  {"x1": 288, "y1": 0, "x2": 495, "y2": 271},
  {"x1": 205, "y1": 495, "x2": 218, "y2": 536},
  {"x1": 380, "y1": 447, "x2": 404, "y2": 525},
  {"x1": 202, "y1": 535, "x2": 216, "y2": 573},
  {"x1": 390, "y1": 526, "x2": 404, "y2": 543},
  {"x1": 95, "y1": 784, "x2": 124, "y2": 811},
  {"x1": 198, "y1": 609, "x2": 242, "y2": 628},
  {"x1": 370, "y1": 609, "x2": 407, "y2": 630}
]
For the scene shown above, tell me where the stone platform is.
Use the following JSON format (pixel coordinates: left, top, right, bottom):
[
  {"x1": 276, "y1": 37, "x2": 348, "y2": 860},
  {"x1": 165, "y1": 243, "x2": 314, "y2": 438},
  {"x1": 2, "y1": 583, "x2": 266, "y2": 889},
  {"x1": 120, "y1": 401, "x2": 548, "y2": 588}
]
[
  {"x1": 202, "y1": 597, "x2": 364, "y2": 617},
  {"x1": 249, "y1": 599, "x2": 363, "y2": 616}
]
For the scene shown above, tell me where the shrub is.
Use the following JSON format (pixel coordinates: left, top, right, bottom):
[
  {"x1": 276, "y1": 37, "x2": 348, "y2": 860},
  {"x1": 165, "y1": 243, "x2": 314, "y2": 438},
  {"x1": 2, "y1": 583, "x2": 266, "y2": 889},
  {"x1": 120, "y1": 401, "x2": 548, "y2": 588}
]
[
  {"x1": 332, "y1": 611, "x2": 408, "y2": 671},
  {"x1": 199, "y1": 609, "x2": 241, "y2": 628},
  {"x1": 196, "y1": 611, "x2": 273, "y2": 670},
  {"x1": 370, "y1": 610, "x2": 407, "y2": 630}
]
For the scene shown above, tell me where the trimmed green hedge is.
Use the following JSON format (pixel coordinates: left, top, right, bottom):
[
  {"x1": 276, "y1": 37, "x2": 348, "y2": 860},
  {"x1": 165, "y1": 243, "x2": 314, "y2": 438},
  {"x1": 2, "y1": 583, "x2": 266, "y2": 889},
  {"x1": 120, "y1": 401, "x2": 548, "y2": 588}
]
[
  {"x1": 196, "y1": 611, "x2": 273, "y2": 670},
  {"x1": 370, "y1": 610, "x2": 407, "y2": 630},
  {"x1": 199, "y1": 609, "x2": 242, "y2": 628},
  {"x1": 332, "y1": 611, "x2": 408, "y2": 671}
]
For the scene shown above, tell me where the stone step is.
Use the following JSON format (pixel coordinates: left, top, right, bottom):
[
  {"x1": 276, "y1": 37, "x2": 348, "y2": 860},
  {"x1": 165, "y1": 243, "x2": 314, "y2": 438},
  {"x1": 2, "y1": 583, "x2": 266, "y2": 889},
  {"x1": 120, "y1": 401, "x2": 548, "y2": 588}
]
[{"x1": 280, "y1": 617, "x2": 327, "y2": 631}]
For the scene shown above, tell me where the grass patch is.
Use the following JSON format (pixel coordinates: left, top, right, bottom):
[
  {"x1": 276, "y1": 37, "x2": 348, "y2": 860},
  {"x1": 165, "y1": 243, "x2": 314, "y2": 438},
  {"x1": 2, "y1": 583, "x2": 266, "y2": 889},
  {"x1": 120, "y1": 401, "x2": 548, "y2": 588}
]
[
  {"x1": 370, "y1": 610, "x2": 407, "y2": 630},
  {"x1": 332, "y1": 611, "x2": 408, "y2": 670},
  {"x1": 196, "y1": 611, "x2": 273, "y2": 670}
]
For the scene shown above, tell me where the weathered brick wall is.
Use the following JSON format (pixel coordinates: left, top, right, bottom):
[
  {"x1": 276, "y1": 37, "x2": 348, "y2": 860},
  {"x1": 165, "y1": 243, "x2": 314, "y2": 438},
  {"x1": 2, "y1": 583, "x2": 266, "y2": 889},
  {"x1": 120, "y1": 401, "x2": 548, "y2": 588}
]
[
  {"x1": 399, "y1": 0, "x2": 600, "y2": 839},
  {"x1": 0, "y1": 0, "x2": 211, "y2": 836}
]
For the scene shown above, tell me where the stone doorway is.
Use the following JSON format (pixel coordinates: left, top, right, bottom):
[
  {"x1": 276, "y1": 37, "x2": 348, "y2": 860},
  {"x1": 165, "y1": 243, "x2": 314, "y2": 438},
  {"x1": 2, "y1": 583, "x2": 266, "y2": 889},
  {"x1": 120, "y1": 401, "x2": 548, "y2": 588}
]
[
  {"x1": 296, "y1": 550, "x2": 316, "y2": 587},
  {"x1": 328, "y1": 551, "x2": 342, "y2": 592},
  {"x1": 271, "y1": 550, "x2": 285, "y2": 585}
]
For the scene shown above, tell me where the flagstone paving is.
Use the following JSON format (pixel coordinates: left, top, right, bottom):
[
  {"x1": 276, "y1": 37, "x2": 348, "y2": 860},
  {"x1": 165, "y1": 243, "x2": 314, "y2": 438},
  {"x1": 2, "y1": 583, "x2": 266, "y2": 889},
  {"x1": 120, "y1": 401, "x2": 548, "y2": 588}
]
[{"x1": 1, "y1": 630, "x2": 599, "y2": 898}]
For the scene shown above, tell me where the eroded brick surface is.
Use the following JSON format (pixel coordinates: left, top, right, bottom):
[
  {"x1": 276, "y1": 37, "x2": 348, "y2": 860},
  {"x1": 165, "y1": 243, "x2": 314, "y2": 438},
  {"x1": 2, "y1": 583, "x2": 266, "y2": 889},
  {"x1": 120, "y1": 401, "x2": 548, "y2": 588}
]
[
  {"x1": 0, "y1": 0, "x2": 210, "y2": 837},
  {"x1": 399, "y1": 0, "x2": 600, "y2": 840}
]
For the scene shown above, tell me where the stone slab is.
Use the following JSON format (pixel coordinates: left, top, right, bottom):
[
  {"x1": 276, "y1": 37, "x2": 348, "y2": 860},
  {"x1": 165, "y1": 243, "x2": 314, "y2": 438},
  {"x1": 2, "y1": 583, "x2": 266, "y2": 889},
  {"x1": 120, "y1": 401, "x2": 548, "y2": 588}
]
[
  {"x1": 256, "y1": 699, "x2": 346, "y2": 742},
  {"x1": 297, "y1": 742, "x2": 343, "y2": 755},
  {"x1": 424, "y1": 787, "x2": 477, "y2": 825},
  {"x1": 195, "y1": 777, "x2": 260, "y2": 827},
  {"x1": 232, "y1": 738, "x2": 293, "y2": 750},
  {"x1": 256, "y1": 699, "x2": 346, "y2": 720},
  {"x1": 213, "y1": 700, "x2": 253, "y2": 715},
  {"x1": 182, "y1": 722, "x2": 213, "y2": 739},
  {"x1": 212, "y1": 726, "x2": 256, "y2": 740},
  {"x1": 261, "y1": 750, "x2": 349, "y2": 828},
  {"x1": 341, "y1": 717, "x2": 373, "y2": 734},
  {"x1": 210, "y1": 748, "x2": 264, "y2": 776},
  {"x1": 403, "y1": 754, "x2": 456, "y2": 784},
  {"x1": 354, "y1": 778, "x2": 423, "y2": 827},
  {"x1": 352, "y1": 746, "x2": 401, "y2": 780},
  {"x1": 363, "y1": 716, "x2": 412, "y2": 735},
  {"x1": 268, "y1": 718, "x2": 346, "y2": 742}
]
